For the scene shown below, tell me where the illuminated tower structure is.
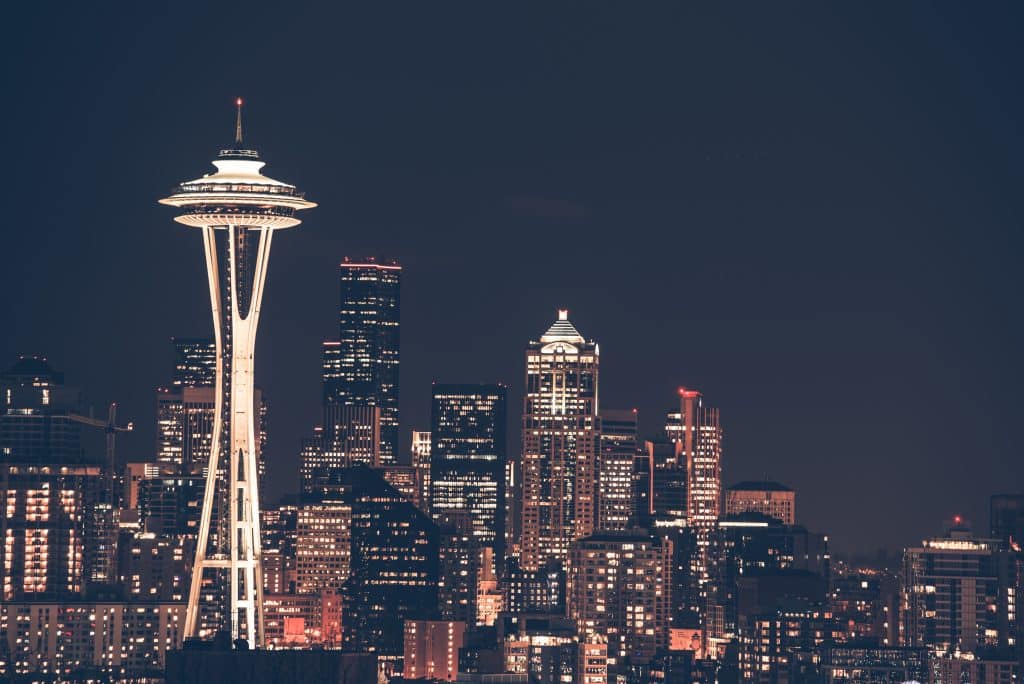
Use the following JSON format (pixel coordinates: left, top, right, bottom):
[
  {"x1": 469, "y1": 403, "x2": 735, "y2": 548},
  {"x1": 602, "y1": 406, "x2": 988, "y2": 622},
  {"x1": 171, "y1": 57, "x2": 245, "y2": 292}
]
[
  {"x1": 670, "y1": 389, "x2": 723, "y2": 633},
  {"x1": 159, "y1": 101, "x2": 315, "y2": 646},
  {"x1": 520, "y1": 310, "x2": 600, "y2": 571},
  {"x1": 323, "y1": 258, "x2": 401, "y2": 464}
]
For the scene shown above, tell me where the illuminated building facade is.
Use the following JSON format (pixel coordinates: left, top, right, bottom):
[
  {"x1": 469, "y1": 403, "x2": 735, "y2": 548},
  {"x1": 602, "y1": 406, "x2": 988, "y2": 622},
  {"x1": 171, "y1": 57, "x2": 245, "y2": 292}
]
[
  {"x1": 430, "y1": 384, "x2": 507, "y2": 562},
  {"x1": 0, "y1": 601, "x2": 185, "y2": 679},
  {"x1": 598, "y1": 408, "x2": 637, "y2": 531},
  {"x1": 159, "y1": 102, "x2": 315, "y2": 646},
  {"x1": 412, "y1": 430, "x2": 431, "y2": 509},
  {"x1": 568, "y1": 531, "x2": 672, "y2": 673},
  {"x1": 324, "y1": 258, "x2": 401, "y2": 464},
  {"x1": 901, "y1": 527, "x2": 1016, "y2": 653},
  {"x1": 295, "y1": 503, "x2": 351, "y2": 594},
  {"x1": 0, "y1": 357, "x2": 101, "y2": 601},
  {"x1": 521, "y1": 310, "x2": 600, "y2": 571},
  {"x1": 403, "y1": 619, "x2": 467, "y2": 682},
  {"x1": 726, "y1": 480, "x2": 795, "y2": 525}
]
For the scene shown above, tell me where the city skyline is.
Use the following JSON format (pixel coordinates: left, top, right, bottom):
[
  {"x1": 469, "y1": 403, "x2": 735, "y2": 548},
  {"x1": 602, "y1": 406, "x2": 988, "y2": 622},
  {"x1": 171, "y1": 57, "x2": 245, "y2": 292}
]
[
  {"x1": 3, "y1": 5, "x2": 1024, "y2": 681},
  {"x1": 3, "y1": 4, "x2": 1023, "y2": 561}
]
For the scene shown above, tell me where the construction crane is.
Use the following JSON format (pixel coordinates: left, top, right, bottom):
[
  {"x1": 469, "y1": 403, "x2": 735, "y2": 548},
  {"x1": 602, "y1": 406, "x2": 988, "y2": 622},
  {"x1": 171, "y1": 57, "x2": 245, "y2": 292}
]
[{"x1": 68, "y1": 402, "x2": 134, "y2": 500}]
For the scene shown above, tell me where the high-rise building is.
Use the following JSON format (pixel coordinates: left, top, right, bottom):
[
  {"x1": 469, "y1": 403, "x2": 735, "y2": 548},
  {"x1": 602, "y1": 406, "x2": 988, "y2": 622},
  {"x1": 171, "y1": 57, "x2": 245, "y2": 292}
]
[
  {"x1": 159, "y1": 101, "x2": 315, "y2": 646},
  {"x1": 0, "y1": 357, "x2": 102, "y2": 601},
  {"x1": 338, "y1": 464, "x2": 439, "y2": 656},
  {"x1": 568, "y1": 531, "x2": 673, "y2": 674},
  {"x1": 598, "y1": 409, "x2": 638, "y2": 531},
  {"x1": 295, "y1": 503, "x2": 351, "y2": 595},
  {"x1": 0, "y1": 601, "x2": 186, "y2": 679},
  {"x1": 670, "y1": 389, "x2": 722, "y2": 625},
  {"x1": 901, "y1": 525, "x2": 1018, "y2": 654},
  {"x1": 726, "y1": 481, "x2": 796, "y2": 525},
  {"x1": 520, "y1": 310, "x2": 600, "y2": 571},
  {"x1": 323, "y1": 258, "x2": 401, "y2": 464},
  {"x1": 430, "y1": 384, "x2": 507, "y2": 562},
  {"x1": 711, "y1": 513, "x2": 830, "y2": 639}
]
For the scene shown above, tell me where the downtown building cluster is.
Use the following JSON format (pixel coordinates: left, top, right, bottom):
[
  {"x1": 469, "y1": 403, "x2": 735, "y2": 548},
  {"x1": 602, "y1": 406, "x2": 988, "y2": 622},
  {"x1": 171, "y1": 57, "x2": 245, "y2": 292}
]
[
  {"x1": 0, "y1": 114, "x2": 1022, "y2": 684},
  {"x1": 2, "y1": 294, "x2": 1022, "y2": 683}
]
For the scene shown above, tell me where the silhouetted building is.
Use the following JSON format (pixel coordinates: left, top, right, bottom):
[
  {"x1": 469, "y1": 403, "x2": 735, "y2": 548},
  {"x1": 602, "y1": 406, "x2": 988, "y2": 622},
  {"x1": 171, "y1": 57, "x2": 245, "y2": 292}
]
[
  {"x1": 990, "y1": 493, "x2": 1024, "y2": 548},
  {"x1": 431, "y1": 384, "x2": 507, "y2": 563},
  {"x1": 337, "y1": 465, "x2": 439, "y2": 656},
  {"x1": 520, "y1": 310, "x2": 600, "y2": 571},
  {"x1": 820, "y1": 644, "x2": 927, "y2": 683}
]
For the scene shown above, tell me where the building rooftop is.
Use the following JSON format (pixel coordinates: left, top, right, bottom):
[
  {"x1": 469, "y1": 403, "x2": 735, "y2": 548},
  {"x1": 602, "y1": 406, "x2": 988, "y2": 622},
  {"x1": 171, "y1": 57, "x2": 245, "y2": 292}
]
[
  {"x1": 728, "y1": 480, "x2": 793, "y2": 492},
  {"x1": 538, "y1": 309, "x2": 588, "y2": 345}
]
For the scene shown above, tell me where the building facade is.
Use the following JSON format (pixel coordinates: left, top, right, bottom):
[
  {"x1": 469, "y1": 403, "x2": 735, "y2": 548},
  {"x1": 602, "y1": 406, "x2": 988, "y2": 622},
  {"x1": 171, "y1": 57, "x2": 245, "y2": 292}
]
[
  {"x1": 520, "y1": 310, "x2": 600, "y2": 571},
  {"x1": 323, "y1": 258, "x2": 401, "y2": 464},
  {"x1": 430, "y1": 384, "x2": 507, "y2": 563},
  {"x1": 726, "y1": 480, "x2": 796, "y2": 525}
]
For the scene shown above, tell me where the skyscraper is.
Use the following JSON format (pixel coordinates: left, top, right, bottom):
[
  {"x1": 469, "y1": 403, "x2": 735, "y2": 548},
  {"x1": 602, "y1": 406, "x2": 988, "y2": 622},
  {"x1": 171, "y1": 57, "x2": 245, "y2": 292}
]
[
  {"x1": 430, "y1": 384, "x2": 507, "y2": 562},
  {"x1": 569, "y1": 531, "x2": 673, "y2": 673},
  {"x1": 597, "y1": 408, "x2": 638, "y2": 531},
  {"x1": 0, "y1": 357, "x2": 100, "y2": 601},
  {"x1": 520, "y1": 310, "x2": 600, "y2": 571},
  {"x1": 323, "y1": 258, "x2": 401, "y2": 463},
  {"x1": 159, "y1": 101, "x2": 315, "y2": 646}
]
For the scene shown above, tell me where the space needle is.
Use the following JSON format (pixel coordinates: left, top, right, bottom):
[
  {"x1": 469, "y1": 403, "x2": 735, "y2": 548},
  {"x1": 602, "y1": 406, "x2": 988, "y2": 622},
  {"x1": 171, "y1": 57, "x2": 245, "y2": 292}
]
[{"x1": 160, "y1": 100, "x2": 315, "y2": 646}]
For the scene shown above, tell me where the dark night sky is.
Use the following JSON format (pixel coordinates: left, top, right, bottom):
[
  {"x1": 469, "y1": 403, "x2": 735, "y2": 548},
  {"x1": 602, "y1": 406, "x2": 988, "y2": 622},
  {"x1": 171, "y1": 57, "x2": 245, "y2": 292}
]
[{"x1": 3, "y1": 3, "x2": 1023, "y2": 556}]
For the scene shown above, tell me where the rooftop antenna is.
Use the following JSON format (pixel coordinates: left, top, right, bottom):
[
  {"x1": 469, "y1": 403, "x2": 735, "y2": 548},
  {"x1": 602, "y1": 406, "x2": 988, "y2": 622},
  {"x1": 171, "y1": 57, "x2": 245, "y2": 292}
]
[{"x1": 235, "y1": 97, "x2": 244, "y2": 144}]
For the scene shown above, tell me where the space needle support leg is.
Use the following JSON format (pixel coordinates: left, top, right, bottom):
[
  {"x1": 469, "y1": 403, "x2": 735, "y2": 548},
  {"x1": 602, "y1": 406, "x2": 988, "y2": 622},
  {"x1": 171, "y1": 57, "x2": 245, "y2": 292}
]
[{"x1": 185, "y1": 226, "x2": 227, "y2": 640}]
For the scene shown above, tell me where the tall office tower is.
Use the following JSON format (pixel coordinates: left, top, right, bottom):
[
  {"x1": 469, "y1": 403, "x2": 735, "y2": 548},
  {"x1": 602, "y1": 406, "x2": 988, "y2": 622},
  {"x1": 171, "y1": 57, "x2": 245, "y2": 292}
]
[
  {"x1": 902, "y1": 524, "x2": 1019, "y2": 654},
  {"x1": 672, "y1": 389, "x2": 722, "y2": 623},
  {"x1": 323, "y1": 258, "x2": 401, "y2": 464},
  {"x1": 990, "y1": 494, "x2": 1024, "y2": 547},
  {"x1": 725, "y1": 481, "x2": 796, "y2": 525},
  {"x1": 598, "y1": 409, "x2": 637, "y2": 531},
  {"x1": 520, "y1": 310, "x2": 600, "y2": 571},
  {"x1": 338, "y1": 464, "x2": 439, "y2": 656},
  {"x1": 411, "y1": 430, "x2": 432, "y2": 513},
  {"x1": 159, "y1": 101, "x2": 315, "y2": 646},
  {"x1": 430, "y1": 384, "x2": 508, "y2": 563},
  {"x1": 0, "y1": 357, "x2": 104, "y2": 601},
  {"x1": 295, "y1": 503, "x2": 351, "y2": 594},
  {"x1": 569, "y1": 531, "x2": 673, "y2": 674}
]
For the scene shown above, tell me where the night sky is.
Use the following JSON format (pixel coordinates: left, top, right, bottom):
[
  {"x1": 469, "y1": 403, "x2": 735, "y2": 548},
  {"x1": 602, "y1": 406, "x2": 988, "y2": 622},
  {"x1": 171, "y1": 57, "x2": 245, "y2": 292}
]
[{"x1": 3, "y1": 3, "x2": 1022, "y2": 557}]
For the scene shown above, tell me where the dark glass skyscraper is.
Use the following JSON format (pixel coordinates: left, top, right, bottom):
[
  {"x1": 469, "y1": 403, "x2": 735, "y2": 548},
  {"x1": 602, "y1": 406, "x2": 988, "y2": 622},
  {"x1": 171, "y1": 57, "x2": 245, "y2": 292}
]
[
  {"x1": 430, "y1": 384, "x2": 507, "y2": 563},
  {"x1": 323, "y1": 258, "x2": 401, "y2": 464}
]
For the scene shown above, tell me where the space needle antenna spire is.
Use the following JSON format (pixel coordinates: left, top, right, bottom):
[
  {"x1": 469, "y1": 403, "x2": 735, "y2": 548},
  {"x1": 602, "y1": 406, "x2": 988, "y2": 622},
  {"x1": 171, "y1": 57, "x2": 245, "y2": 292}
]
[
  {"x1": 159, "y1": 101, "x2": 316, "y2": 647},
  {"x1": 235, "y1": 97, "x2": 244, "y2": 144}
]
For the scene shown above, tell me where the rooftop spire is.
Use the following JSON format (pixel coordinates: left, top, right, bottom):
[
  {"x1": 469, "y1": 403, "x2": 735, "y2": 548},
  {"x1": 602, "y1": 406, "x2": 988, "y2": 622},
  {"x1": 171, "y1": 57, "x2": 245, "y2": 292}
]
[{"x1": 235, "y1": 97, "x2": 244, "y2": 144}]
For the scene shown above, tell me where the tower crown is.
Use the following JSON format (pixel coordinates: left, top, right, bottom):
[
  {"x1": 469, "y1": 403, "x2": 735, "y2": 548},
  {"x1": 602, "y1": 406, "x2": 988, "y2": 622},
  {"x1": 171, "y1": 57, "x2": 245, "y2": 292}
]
[{"x1": 159, "y1": 100, "x2": 316, "y2": 228}]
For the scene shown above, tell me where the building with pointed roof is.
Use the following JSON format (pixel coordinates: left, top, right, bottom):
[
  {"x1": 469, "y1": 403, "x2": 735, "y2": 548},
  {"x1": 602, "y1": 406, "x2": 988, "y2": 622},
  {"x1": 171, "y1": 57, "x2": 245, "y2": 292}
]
[{"x1": 520, "y1": 310, "x2": 600, "y2": 573}]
